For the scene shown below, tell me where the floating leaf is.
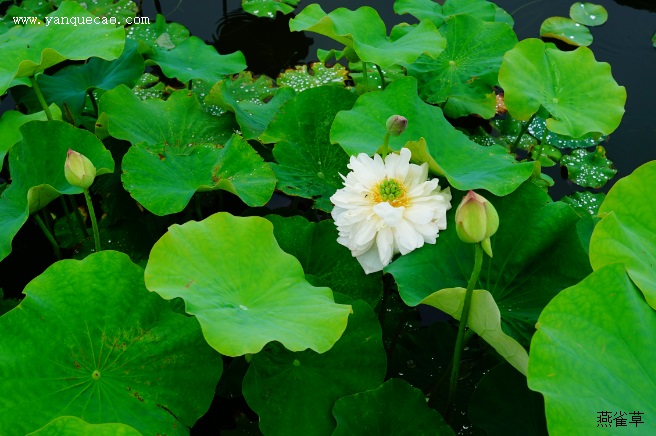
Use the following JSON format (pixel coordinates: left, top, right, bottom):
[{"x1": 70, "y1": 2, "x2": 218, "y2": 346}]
[
  {"x1": 527, "y1": 111, "x2": 606, "y2": 149},
  {"x1": 561, "y1": 146, "x2": 616, "y2": 188},
  {"x1": 528, "y1": 264, "x2": 656, "y2": 434},
  {"x1": 37, "y1": 40, "x2": 144, "y2": 122},
  {"x1": 470, "y1": 363, "x2": 548, "y2": 436},
  {"x1": 569, "y1": 2, "x2": 608, "y2": 26},
  {"x1": 242, "y1": 0, "x2": 300, "y2": 18},
  {"x1": 28, "y1": 416, "x2": 141, "y2": 436},
  {"x1": 242, "y1": 299, "x2": 385, "y2": 436},
  {"x1": 266, "y1": 215, "x2": 382, "y2": 307},
  {"x1": 0, "y1": 251, "x2": 222, "y2": 435},
  {"x1": 561, "y1": 191, "x2": 605, "y2": 217},
  {"x1": 590, "y1": 161, "x2": 656, "y2": 309},
  {"x1": 98, "y1": 85, "x2": 237, "y2": 146},
  {"x1": 0, "y1": 2, "x2": 125, "y2": 95},
  {"x1": 290, "y1": 5, "x2": 445, "y2": 68},
  {"x1": 122, "y1": 136, "x2": 276, "y2": 215},
  {"x1": 147, "y1": 36, "x2": 246, "y2": 84},
  {"x1": 331, "y1": 77, "x2": 534, "y2": 196},
  {"x1": 51, "y1": 0, "x2": 139, "y2": 23},
  {"x1": 205, "y1": 72, "x2": 295, "y2": 139},
  {"x1": 144, "y1": 213, "x2": 352, "y2": 356},
  {"x1": 386, "y1": 183, "x2": 590, "y2": 347},
  {"x1": 0, "y1": 120, "x2": 114, "y2": 261},
  {"x1": 0, "y1": 104, "x2": 62, "y2": 171},
  {"x1": 332, "y1": 378, "x2": 454, "y2": 435},
  {"x1": 539, "y1": 17, "x2": 593, "y2": 47},
  {"x1": 261, "y1": 86, "x2": 358, "y2": 211},
  {"x1": 405, "y1": 14, "x2": 517, "y2": 118},
  {"x1": 277, "y1": 62, "x2": 349, "y2": 92},
  {"x1": 499, "y1": 38, "x2": 626, "y2": 137},
  {"x1": 394, "y1": 0, "x2": 507, "y2": 28},
  {"x1": 421, "y1": 288, "x2": 528, "y2": 374},
  {"x1": 126, "y1": 14, "x2": 189, "y2": 53}
]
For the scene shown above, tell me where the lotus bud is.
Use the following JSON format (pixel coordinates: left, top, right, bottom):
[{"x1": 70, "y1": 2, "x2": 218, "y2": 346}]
[
  {"x1": 455, "y1": 190, "x2": 499, "y2": 257},
  {"x1": 385, "y1": 115, "x2": 408, "y2": 136},
  {"x1": 64, "y1": 149, "x2": 96, "y2": 189}
]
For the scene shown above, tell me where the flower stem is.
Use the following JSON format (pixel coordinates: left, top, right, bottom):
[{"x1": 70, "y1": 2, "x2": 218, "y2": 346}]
[
  {"x1": 34, "y1": 214, "x2": 61, "y2": 260},
  {"x1": 87, "y1": 89, "x2": 99, "y2": 117},
  {"x1": 374, "y1": 64, "x2": 386, "y2": 89},
  {"x1": 447, "y1": 243, "x2": 484, "y2": 411},
  {"x1": 380, "y1": 131, "x2": 392, "y2": 158},
  {"x1": 83, "y1": 189, "x2": 101, "y2": 252},
  {"x1": 511, "y1": 113, "x2": 536, "y2": 152},
  {"x1": 30, "y1": 76, "x2": 53, "y2": 121},
  {"x1": 362, "y1": 61, "x2": 369, "y2": 92}
]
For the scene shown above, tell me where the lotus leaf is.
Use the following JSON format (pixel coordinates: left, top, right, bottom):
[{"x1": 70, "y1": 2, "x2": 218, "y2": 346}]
[
  {"x1": 28, "y1": 416, "x2": 141, "y2": 436},
  {"x1": 126, "y1": 14, "x2": 189, "y2": 53},
  {"x1": 242, "y1": 0, "x2": 300, "y2": 18},
  {"x1": 277, "y1": 62, "x2": 349, "y2": 92},
  {"x1": 539, "y1": 17, "x2": 593, "y2": 47},
  {"x1": 561, "y1": 146, "x2": 616, "y2": 188},
  {"x1": 569, "y1": 2, "x2": 608, "y2": 26},
  {"x1": 394, "y1": 0, "x2": 511, "y2": 28}
]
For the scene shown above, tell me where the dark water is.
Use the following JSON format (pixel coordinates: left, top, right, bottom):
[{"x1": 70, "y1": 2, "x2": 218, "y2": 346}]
[{"x1": 141, "y1": 0, "x2": 655, "y2": 199}]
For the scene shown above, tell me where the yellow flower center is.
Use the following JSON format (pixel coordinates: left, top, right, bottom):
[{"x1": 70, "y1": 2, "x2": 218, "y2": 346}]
[{"x1": 372, "y1": 178, "x2": 409, "y2": 207}]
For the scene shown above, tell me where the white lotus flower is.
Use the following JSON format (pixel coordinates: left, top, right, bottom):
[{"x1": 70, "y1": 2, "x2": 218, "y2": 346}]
[{"x1": 331, "y1": 148, "x2": 452, "y2": 274}]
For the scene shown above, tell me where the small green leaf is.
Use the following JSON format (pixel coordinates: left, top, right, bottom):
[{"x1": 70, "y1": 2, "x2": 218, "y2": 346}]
[
  {"x1": 242, "y1": 0, "x2": 300, "y2": 18},
  {"x1": 527, "y1": 112, "x2": 606, "y2": 149},
  {"x1": 499, "y1": 38, "x2": 626, "y2": 137},
  {"x1": 52, "y1": 0, "x2": 139, "y2": 23},
  {"x1": 262, "y1": 86, "x2": 358, "y2": 211},
  {"x1": 561, "y1": 191, "x2": 605, "y2": 217},
  {"x1": 332, "y1": 378, "x2": 454, "y2": 435},
  {"x1": 540, "y1": 17, "x2": 593, "y2": 47},
  {"x1": 242, "y1": 299, "x2": 385, "y2": 436},
  {"x1": 0, "y1": 251, "x2": 222, "y2": 435},
  {"x1": 561, "y1": 146, "x2": 616, "y2": 188},
  {"x1": 569, "y1": 2, "x2": 608, "y2": 26},
  {"x1": 145, "y1": 213, "x2": 352, "y2": 356},
  {"x1": 528, "y1": 264, "x2": 656, "y2": 434},
  {"x1": 126, "y1": 14, "x2": 189, "y2": 53},
  {"x1": 277, "y1": 62, "x2": 349, "y2": 92},
  {"x1": 28, "y1": 416, "x2": 141, "y2": 436},
  {"x1": 121, "y1": 136, "x2": 276, "y2": 215}
]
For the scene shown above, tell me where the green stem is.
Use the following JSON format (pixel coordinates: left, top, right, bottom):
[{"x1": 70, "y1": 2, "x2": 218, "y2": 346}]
[
  {"x1": 83, "y1": 189, "x2": 101, "y2": 252},
  {"x1": 34, "y1": 215, "x2": 61, "y2": 260},
  {"x1": 380, "y1": 131, "x2": 392, "y2": 158},
  {"x1": 30, "y1": 76, "x2": 53, "y2": 121},
  {"x1": 59, "y1": 196, "x2": 78, "y2": 239},
  {"x1": 511, "y1": 113, "x2": 536, "y2": 152},
  {"x1": 447, "y1": 243, "x2": 484, "y2": 411},
  {"x1": 87, "y1": 89, "x2": 99, "y2": 117},
  {"x1": 374, "y1": 64, "x2": 386, "y2": 89},
  {"x1": 362, "y1": 62, "x2": 369, "y2": 92},
  {"x1": 69, "y1": 195, "x2": 89, "y2": 237}
]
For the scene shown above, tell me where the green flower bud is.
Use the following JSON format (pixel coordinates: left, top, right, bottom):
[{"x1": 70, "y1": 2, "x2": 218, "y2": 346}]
[
  {"x1": 455, "y1": 190, "x2": 499, "y2": 257},
  {"x1": 64, "y1": 149, "x2": 96, "y2": 189},
  {"x1": 385, "y1": 115, "x2": 408, "y2": 136}
]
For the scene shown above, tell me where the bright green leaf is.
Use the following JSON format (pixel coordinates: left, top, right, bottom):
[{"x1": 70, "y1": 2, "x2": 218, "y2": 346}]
[
  {"x1": 121, "y1": 136, "x2": 276, "y2": 215},
  {"x1": 28, "y1": 416, "x2": 142, "y2": 436},
  {"x1": 126, "y1": 14, "x2": 189, "y2": 53},
  {"x1": 499, "y1": 38, "x2": 626, "y2": 137},
  {"x1": 561, "y1": 146, "x2": 616, "y2": 188},
  {"x1": 394, "y1": 0, "x2": 506, "y2": 28},
  {"x1": 540, "y1": 17, "x2": 593, "y2": 47},
  {"x1": 528, "y1": 263, "x2": 656, "y2": 434},
  {"x1": 51, "y1": 0, "x2": 138, "y2": 23},
  {"x1": 277, "y1": 62, "x2": 349, "y2": 92},
  {"x1": 0, "y1": 251, "x2": 222, "y2": 435},
  {"x1": 144, "y1": 213, "x2": 352, "y2": 356},
  {"x1": 262, "y1": 86, "x2": 358, "y2": 211},
  {"x1": 569, "y1": 2, "x2": 608, "y2": 26},
  {"x1": 242, "y1": 0, "x2": 300, "y2": 18},
  {"x1": 590, "y1": 161, "x2": 656, "y2": 309},
  {"x1": 331, "y1": 77, "x2": 534, "y2": 196},
  {"x1": 242, "y1": 299, "x2": 385, "y2": 435}
]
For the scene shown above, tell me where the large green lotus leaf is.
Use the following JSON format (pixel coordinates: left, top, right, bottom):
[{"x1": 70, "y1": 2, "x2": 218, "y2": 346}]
[
  {"x1": 590, "y1": 161, "x2": 656, "y2": 309},
  {"x1": 394, "y1": 0, "x2": 512, "y2": 28},
  {"x1": 332, "y1": 378, "x2": 453, "y2": 435},
  {"x1": 561, "y1": 146, "x2": 616, "y2": 188},
  {"x1": 570, "y1": 2, "x2": 608, "y2": 26},
  {"x1": 205, "y1": 72, "x2": 295, "y2": 140},
  {"x1": 0, "y1": 2, "x2": 125, "y2": 95},
  {"x1": 261, "y1": 86, "x2": 358, "y2": 211},
  {"x1": 386, "y1": 183, "x2": 590, "y2": 346},
  {"x1": 147, "y1": 36, "x2": 246, "y2": 84},
  {"x1": 289, "y1": 4, "x2": 445, "y2": 68},
  {"x1": 266, "y1": 215, "x2": 382, "y2": 307},
  {"x1": 405, "y1": 14, "x2": 517, "y2": 118},
  {"x1": 539, "y1": 17, "x2": 593, "y2": 47},
  {"x1": 0, "y1": 251, "x2": 222, "y2": 435},
  {"x1": 277, "y1": 62, "x2": 349, "y2": 92},
  {"x1": 122, "y1": 136, "x2": 276, "y2": 215},
  {"x1": 528, "y1": 263, "x2": 656, "y2": 434},
  {"x1": 421, "y1": 288, "x2": 528, "y2": 374},
  {"x1": 28, "y1": 416, "x2": 142, "y2": 436},
  {"x1": 242, "y1": 299, "x2": 385, "y2": 436},
  {"x1": 469, "y1": 363, "x2": 547, "y2": 435},
  {"x1": 98, "y1": 85, "x2": 237, "y2": 146},
  {"x1": 0, "y1": 104, "x2": 61, "y2": 171},
  {"x1": 242, "y1": 0, "x2": 300, "y2": 18},
  {"x1": 126, "y1": 14, "x2": 189, "y2": 53},
  {"x1": 0, "y1": 120, "x2": 114, "y2": 261},
  {"x1": 498, "y1": 38, "x2": 626, "y2": 137},
  {"x1": 331, "y1": 77, "x2": 533, "y2": 196},
  {"x1": 144, "y1": 212, "x2": 352, "y2": 356},
  {"x1": 37, "y1": 40, "x2": 144, "y2": 122}
]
